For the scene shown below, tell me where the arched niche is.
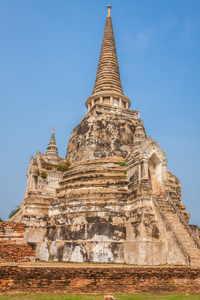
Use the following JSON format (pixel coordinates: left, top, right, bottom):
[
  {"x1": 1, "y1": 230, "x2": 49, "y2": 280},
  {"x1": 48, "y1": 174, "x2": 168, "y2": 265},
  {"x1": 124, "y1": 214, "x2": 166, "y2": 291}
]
[{"x1": 148, "y1": 153, "x2": 162, "y2": 195}]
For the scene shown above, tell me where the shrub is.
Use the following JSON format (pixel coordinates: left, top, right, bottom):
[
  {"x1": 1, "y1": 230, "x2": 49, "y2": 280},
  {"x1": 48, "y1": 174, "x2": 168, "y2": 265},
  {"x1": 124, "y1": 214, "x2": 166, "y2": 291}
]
[
  {"x1": 120, "y1": 161, "x2": 127, "y2": 167},
  {"x1": 65, "y1": 160, "x2": 71, "y2": 168},
  {"x1": 168, "y1": 179, "x2": 174, "y2": 184},
  {"x1": 57, "y1": 160, "x2": 70, "y2": 172},
  {"x1": 57, "y1": 164, "x2": 66, "y2": 172},
  {"x1": 0, "y1": 217, "x2": 3, "y2": 222},
  {"x1": 42, "y1": 163, "x2": 53, "y2": 170},
  {"x1": 41, "y1": 171, "x2": 47, "y2": 179},
  {"x1": 8, "y1": 206, "x2": 20, "y2": 219},
  {"x1": 124, "y1": 170, "x2": 127, "y2": 175},
  {"x1": 36, "y1": 169, "x2": 40, "y2": 176}
]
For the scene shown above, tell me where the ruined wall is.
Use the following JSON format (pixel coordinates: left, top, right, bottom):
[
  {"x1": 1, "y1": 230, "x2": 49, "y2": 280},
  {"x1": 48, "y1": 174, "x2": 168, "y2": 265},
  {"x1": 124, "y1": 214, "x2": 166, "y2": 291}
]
[
  {"x1": 0, "y1": 222, "x2": 36, "y2": 262},
  {"x1": 36, "y1": 241, "x2": 124, "y2": 263},
  {"x1": 0, "y1": 266, "x2": 200, "y2": 294},
  {"x1": 0, "y1": 222, "x2": 26, "y2": 239},
  {"x1": 34, "y1": 210, "x2": 127, "y2": 263},
  {"x1": 124, "y1": 190, "x2": 189, "y2": 266},
  {"x1": 25, "y1": 151, "x2": 66, "y2": 196},
  {"x1": 166, "y1": 170, "x2": 190, "y2": 222},
  {"x1": 11, "y1": 150, "x2": 67, "y2": 224},
  {"x1": 29, "y1": 193, "x2": 191, "y2": 265},
  {"x1": 66, "y1": 107, "x2": 137, "y2": 162},
  {"x1": 0, "y1": 242, "x2": 35, "y2": 262}
]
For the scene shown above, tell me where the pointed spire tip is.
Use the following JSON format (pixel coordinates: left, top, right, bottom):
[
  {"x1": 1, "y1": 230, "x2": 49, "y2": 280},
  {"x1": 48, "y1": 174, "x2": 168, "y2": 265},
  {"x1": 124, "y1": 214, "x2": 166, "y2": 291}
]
[
  {"x1": 46, "y1": 125, "x2": 58, "y2": 160},
  {"x1": 107, "y1": 5, "x2": 111, "y2": 17}
]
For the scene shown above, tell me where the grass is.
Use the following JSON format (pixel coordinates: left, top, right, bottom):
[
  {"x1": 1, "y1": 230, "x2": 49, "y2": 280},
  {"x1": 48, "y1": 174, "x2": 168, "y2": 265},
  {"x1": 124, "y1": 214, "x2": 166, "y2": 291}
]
[{"x1": 0, "y1": 294, "x2": 200, "y2": 300}]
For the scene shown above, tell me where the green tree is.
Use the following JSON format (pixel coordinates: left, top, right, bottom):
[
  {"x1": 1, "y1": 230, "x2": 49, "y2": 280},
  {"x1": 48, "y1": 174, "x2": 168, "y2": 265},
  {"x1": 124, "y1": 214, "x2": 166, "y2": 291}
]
[{"x1": 8, "y1": 205, "x2": 20, "y2": 219}]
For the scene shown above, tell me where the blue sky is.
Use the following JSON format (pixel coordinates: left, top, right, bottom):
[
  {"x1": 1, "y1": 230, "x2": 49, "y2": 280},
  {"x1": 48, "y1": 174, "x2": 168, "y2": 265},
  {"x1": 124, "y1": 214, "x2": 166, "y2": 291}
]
[{"x1": 0, "y1": 0, "x2": 199, "y2": 225}]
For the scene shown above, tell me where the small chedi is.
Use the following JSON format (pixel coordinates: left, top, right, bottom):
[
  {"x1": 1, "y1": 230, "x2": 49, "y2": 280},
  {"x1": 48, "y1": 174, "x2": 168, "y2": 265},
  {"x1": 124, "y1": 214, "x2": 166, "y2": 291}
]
[{"x1": 7, "y1": 6, "x2": 200, "y2": 265}]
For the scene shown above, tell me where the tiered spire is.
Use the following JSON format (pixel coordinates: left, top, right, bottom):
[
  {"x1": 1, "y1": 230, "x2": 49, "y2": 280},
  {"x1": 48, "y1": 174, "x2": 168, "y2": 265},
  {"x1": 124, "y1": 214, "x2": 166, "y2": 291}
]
[
  {"x1": 93, "y1": 5, "x2": 123, "y2": 95},
  {"x1": 133, "y1": 119, "x2": 146, "y2": 145},
  {"x1": 46, "y1": 126, "x2": 59, "y2": 162},
  {"x1": 85, "y1": 5, "x2": 130, "y2": 111}
]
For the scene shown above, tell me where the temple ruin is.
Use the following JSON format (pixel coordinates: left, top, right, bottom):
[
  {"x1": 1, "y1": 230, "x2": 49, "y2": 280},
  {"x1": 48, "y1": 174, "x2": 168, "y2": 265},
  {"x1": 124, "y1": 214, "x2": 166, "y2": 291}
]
[{"x1": 8, "y1": 5, "x2": 200, "y2": 266}]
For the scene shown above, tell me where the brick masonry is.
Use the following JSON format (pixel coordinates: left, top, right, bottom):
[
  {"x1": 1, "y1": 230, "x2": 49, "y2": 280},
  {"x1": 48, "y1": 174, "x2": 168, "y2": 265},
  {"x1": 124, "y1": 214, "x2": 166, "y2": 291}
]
[
  {"x1": 0, "y1": 221, "x2": 26, "y2": 237},
  {"x1": 0, "y1": 266, "x2": 199, "y2": 294},
  {"x1": 0, "y1": 242, "x2": 36, "y2": 262},
  {"x1": 0, "y1": 222, "x2": 36, "y2": 262}
]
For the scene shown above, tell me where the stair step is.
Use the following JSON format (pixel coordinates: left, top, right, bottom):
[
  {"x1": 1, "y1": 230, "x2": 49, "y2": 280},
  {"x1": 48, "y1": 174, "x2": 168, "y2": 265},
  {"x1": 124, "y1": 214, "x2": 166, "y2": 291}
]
[{"x1": 157, "y1": 197, "x2": 200, "y2": 261}]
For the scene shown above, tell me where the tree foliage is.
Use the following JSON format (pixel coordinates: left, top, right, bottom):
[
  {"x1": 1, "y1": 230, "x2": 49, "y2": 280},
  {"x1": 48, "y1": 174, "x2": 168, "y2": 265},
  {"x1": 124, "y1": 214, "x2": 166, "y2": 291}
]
[{"x1": 8, "y1": 206, "x2": 20, "y2": 219}]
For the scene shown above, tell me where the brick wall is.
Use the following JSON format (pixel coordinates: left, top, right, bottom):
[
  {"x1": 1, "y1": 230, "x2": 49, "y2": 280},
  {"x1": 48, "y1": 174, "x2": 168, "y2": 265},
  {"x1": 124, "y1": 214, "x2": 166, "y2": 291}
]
[
  {"x1": 0, "y1": 266, "x2": 200, "y2": 293},
  {"x1": 0, "y1": 221, "x2": 26, "y2": 238},
  {"x1": 0, "y1": 222, "x2": 35, "y2": 262},
  {"x1": 0, "y1": 242, "x2": 36, "y2": 262}
]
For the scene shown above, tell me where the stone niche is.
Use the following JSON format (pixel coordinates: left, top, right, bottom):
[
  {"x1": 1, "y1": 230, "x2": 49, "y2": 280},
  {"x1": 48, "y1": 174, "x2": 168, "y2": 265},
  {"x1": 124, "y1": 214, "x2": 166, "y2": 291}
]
[
  {"x1": 148, "y1": 153, "x2": 163, "y2": 195},
  {"x1": 127, "y1": 137, "x2": 167, "y2": 195}
]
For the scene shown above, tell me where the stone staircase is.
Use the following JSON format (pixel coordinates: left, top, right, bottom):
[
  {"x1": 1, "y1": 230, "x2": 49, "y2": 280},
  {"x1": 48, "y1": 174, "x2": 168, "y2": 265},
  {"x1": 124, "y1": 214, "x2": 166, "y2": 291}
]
[{"x1": 156, "y1": 196, "x2": 200, "y2": 266}]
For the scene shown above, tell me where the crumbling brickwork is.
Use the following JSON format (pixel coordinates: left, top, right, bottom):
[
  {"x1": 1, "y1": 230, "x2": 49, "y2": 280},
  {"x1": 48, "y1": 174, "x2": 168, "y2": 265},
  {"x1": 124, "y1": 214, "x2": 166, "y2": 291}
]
[
  {"x1": 0, "y1": 222, "x2": 26, "y2": 237},
  {"x1": 0, "y1": 242, "x2": 35, "y2": 262},
  {"x1": 0, "y1": 222, "x2": 35, "y2": 262},
  {"x1": 0, "y1": 266, "x2": 200, "y2": 293}
]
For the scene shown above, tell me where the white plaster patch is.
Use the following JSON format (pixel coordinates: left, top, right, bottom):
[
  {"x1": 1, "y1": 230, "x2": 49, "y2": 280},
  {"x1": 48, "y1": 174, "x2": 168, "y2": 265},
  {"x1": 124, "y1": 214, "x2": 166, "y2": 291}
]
[
  {"x1": 138, "y1": 242, "x2": 147, "y2": 264},
  {"x1": 71, "y1": 216, "x2": 87, "y2": 232},
  {"x1": 70, "y1": 245, "x2": 86, "y2": 262},
  {"x1": 49, "y1": 242, "x2": 59, "y2": 261},
  {"x1": 24, "y1": 227, "x2": 44, "y2": 243},
  {"x1": 49, "y1": 209, "x2": 61, "y2": 216},
  {"x1": 111, "y1": 216, "x2": 124, "y2": 225},
  {"x1": 90, "y1": 234, "x2": 113, "y2": 242},
  {"x1": 36, "y1": 242, "x2": 49, "y2": 261},
  {"x1": 72, "y1": 216, "x2": 87, "y2": 225},
  {"x1": 97, "y1": 212, "x2": 105, "y2": 217},
  {"x1": 92, "y1": 243, "x2": 114, "y2": 262},
  {"x1": 62, "y1": 243, "x2": 72, "y2": 262}
]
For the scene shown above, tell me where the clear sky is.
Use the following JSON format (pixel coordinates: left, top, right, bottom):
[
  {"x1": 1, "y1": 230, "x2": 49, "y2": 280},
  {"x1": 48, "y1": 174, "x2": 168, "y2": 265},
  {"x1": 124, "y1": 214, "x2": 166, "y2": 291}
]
[{"x1": 0, "y1": 0, "x2": 199, "y2": 225}]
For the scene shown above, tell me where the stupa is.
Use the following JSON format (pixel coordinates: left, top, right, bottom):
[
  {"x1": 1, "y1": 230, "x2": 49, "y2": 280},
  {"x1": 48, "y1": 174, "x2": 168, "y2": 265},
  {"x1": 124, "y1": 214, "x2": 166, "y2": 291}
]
[{"x1": 11, "y1": 5, "x2": 200, "y2": 265}]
